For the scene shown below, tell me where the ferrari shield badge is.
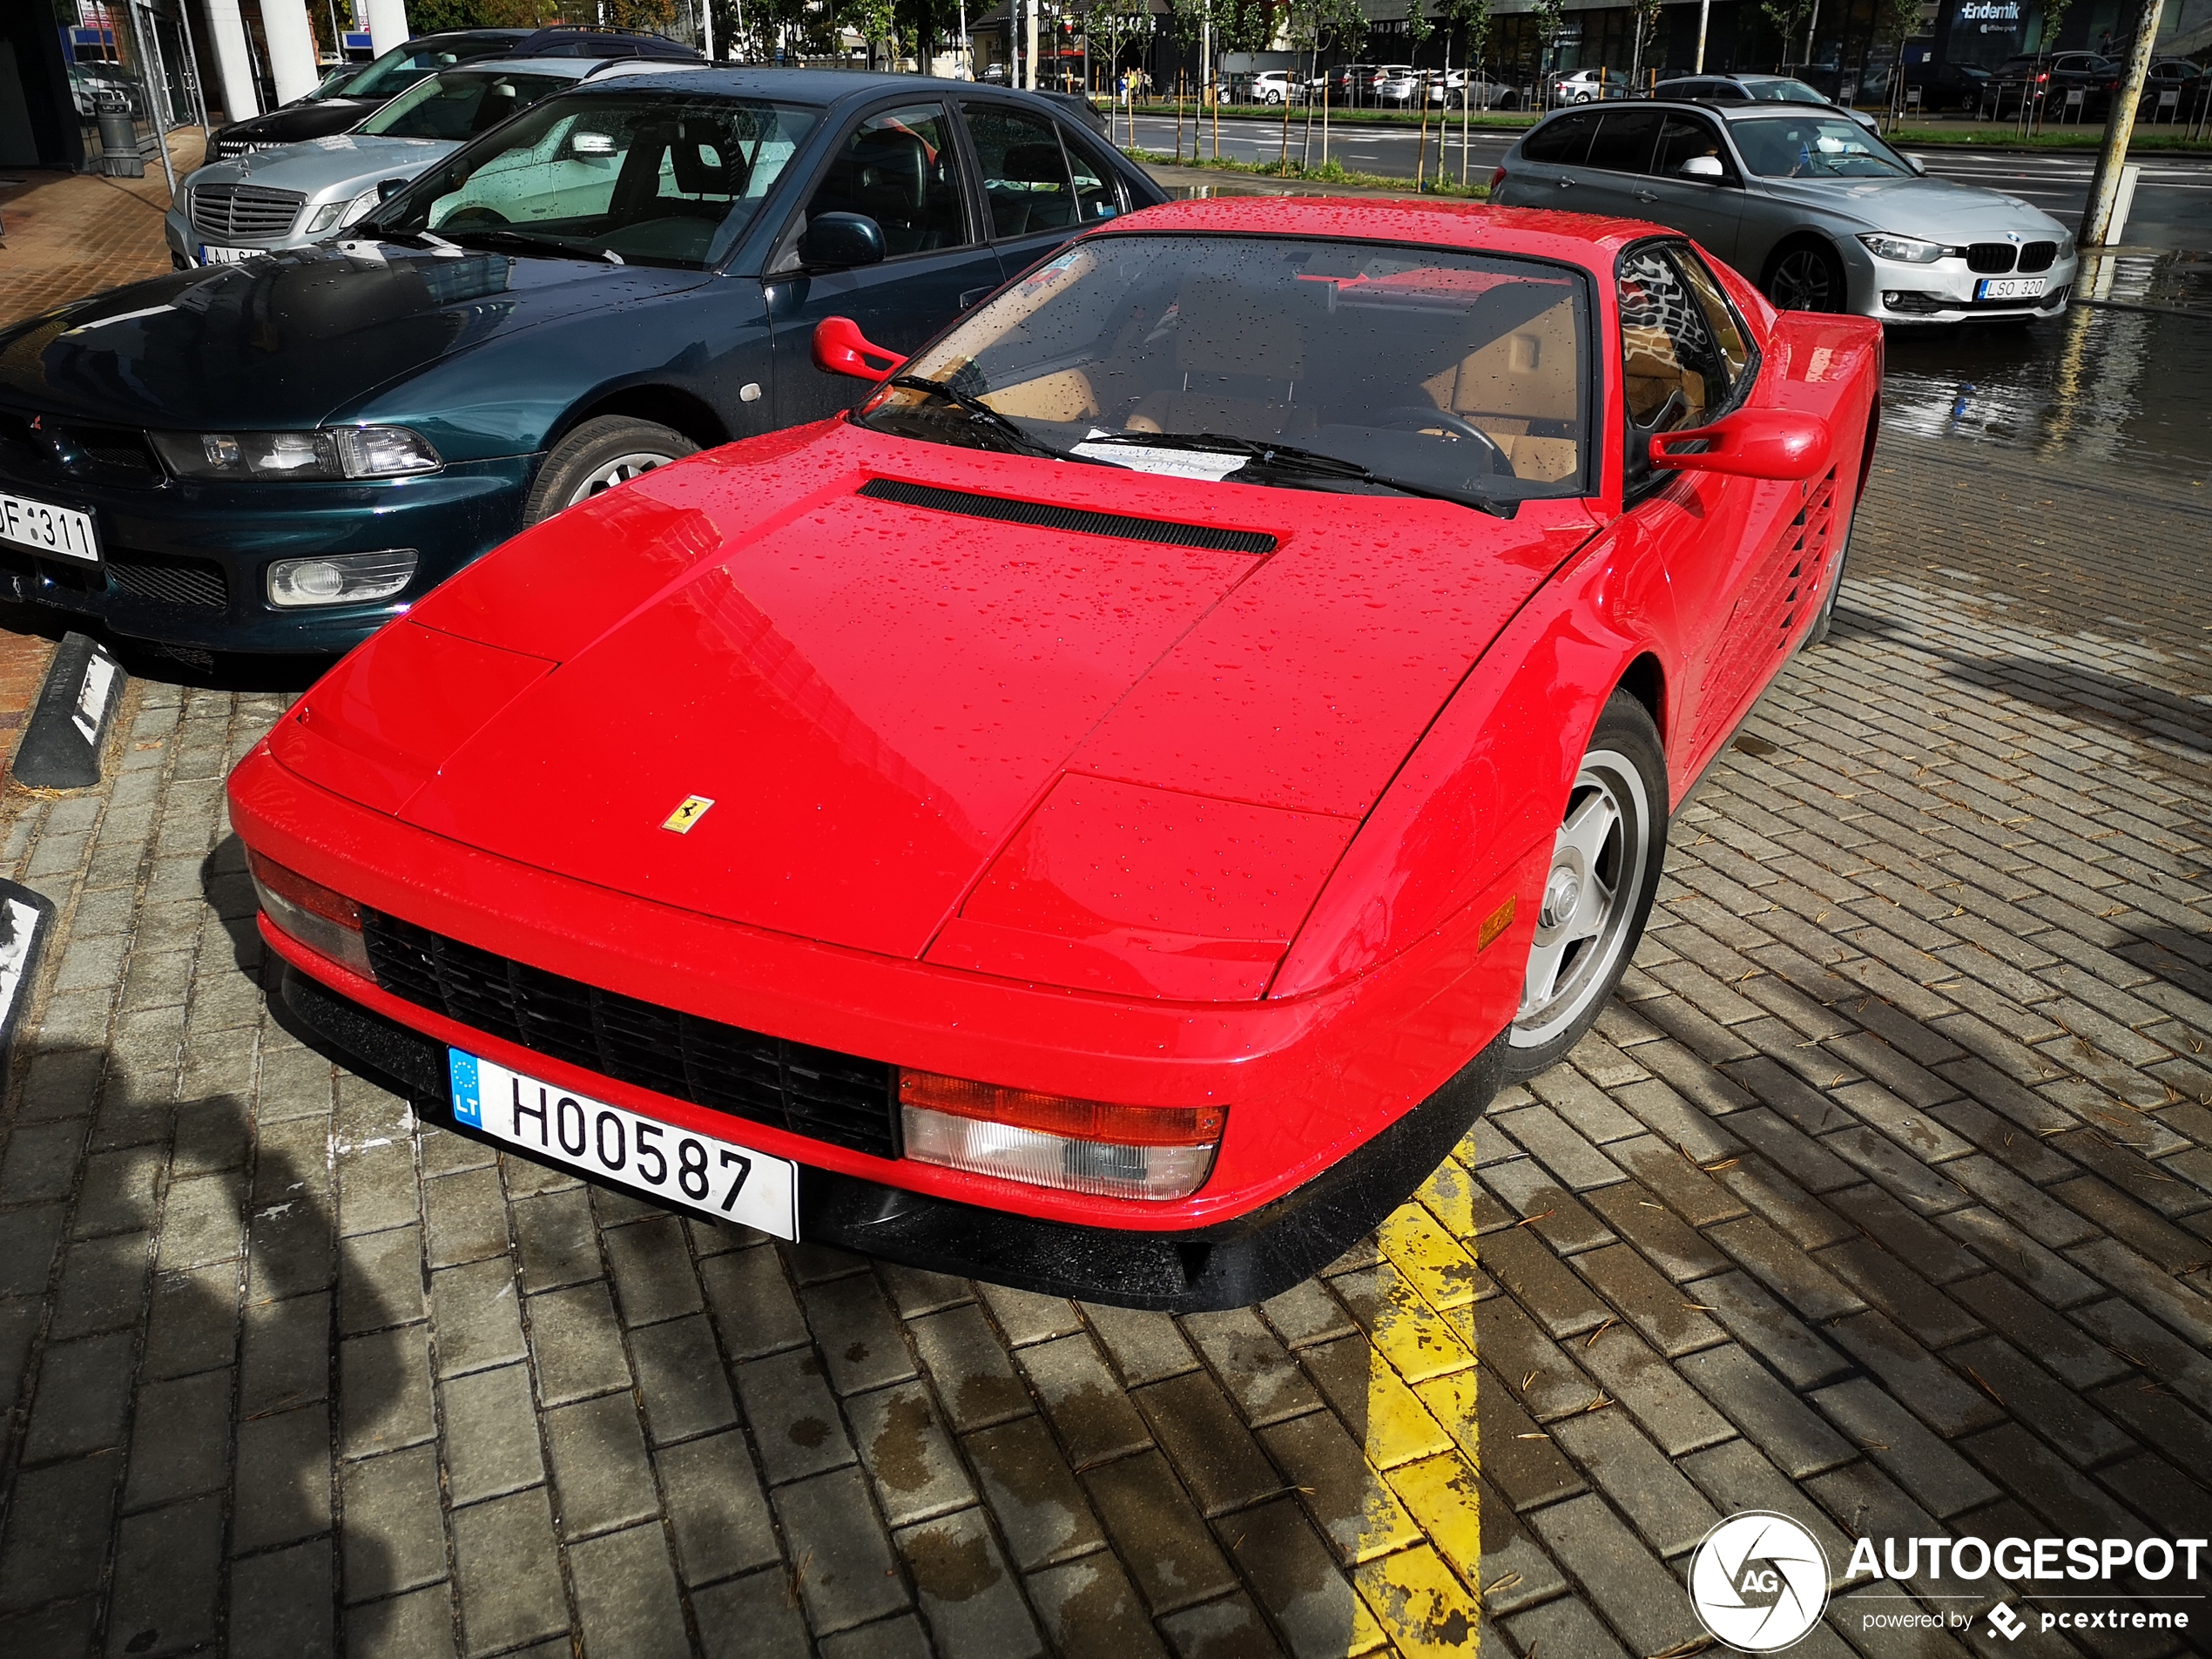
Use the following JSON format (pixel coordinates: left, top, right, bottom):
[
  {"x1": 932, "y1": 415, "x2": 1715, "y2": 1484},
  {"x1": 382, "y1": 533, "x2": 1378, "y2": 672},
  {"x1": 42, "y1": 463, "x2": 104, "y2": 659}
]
[{"x1": 662, "y1": 795, "x2": 715, "y2": 834}]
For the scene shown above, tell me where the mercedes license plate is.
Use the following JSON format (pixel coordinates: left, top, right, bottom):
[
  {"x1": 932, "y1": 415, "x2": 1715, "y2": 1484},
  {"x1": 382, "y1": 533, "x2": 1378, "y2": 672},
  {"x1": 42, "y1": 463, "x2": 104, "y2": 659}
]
[
  {"x1": 1977, "y1": 275, "x2": 2046, "y2": 300},
  {"x1": 199, "y1": 244, "x2": 266, "y2": 265},
  {"x1": 449, "y1": 1050, "x2": 799, "y2": 1238},
  {"x1": 0, "y1": 489, "x2": 99, "y2": 564}
]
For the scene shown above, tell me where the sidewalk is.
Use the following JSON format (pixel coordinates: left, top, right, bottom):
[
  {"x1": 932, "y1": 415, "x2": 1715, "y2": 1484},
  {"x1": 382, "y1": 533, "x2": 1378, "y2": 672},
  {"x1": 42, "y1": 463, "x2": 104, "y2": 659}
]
[{"x1": 0, "y1": 130, "x2": 200, "y2": 329}]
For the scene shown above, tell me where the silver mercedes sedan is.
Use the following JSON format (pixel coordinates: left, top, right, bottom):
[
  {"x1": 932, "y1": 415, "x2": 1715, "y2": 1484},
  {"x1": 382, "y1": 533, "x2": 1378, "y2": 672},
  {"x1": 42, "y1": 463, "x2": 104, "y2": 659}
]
[
  {"x1": 1493, "y1": 101, "x2": 2078, "y2": 325},
  {"x1": 164, "y1": 57, "x2": 694, "y2": 270}
]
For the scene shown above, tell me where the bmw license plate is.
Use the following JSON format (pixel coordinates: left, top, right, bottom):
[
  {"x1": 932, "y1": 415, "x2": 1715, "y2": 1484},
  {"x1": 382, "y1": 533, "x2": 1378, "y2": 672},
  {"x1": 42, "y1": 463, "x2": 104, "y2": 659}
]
[
  {"x1": 199, "y1": 243, "x2": 266, "y2": 265},
  {"x1": 1977, "y1": 275, "x2": 2046, "y2": 300},
  {"x1": 449, "y1": 1050, "x2": 799, "y2": 1238},
  {"x1": 0, "y1": 489, "x2": 99, "y2": 564}
]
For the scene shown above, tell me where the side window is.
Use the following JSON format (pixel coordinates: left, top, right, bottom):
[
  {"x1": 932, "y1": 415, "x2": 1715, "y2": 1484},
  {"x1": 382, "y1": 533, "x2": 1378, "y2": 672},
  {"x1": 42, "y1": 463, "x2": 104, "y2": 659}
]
[
  {"x1": 1520, "y1": 110, "x2": 1600, "y2": 165},
  {"x1": 1059, "y1": 125, "x2": 1123, "y2": 223},
  {"x1": 963, "y1": 104, "x2": 1076, "y2": 238},
  {"x1": 1650, "y1": 113, "x2": 1733, "y2": 181},
  {"x1": 1585, "y1": 109, "x2": 1662, "y2": 174},
  {"x1": 1672, "y1": 247, "x2": 1753, "y2": 389},
  {"x1": 803, "y1": 104, "x2": 969, "y2": 258},
  {"x1": 1617, "y1": 245, "x2": 1735, "y2": 480}
]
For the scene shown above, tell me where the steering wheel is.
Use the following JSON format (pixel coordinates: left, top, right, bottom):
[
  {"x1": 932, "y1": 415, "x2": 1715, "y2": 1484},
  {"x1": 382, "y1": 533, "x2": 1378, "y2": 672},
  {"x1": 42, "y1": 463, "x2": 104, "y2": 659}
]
[
  {"x1": 441, "y1": 205, "x2": 509, "y2": 228},
  {"x1": 1376, "y1": 407, "x2": 1514, "y2": 475}
]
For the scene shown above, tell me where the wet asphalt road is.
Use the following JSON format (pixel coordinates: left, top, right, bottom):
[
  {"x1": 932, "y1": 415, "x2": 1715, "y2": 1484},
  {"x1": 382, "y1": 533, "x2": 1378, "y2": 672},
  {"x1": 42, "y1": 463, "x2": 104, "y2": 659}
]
[{"x1": 1130, "y1": 114, "x2": 2212, "y2": 247}]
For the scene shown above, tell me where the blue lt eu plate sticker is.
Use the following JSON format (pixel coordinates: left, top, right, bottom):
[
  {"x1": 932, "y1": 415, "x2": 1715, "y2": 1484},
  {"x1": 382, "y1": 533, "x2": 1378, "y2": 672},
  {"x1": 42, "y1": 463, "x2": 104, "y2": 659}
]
[{"x1": 447, "y1": 1049, "x2": 799, "y2": 1238}]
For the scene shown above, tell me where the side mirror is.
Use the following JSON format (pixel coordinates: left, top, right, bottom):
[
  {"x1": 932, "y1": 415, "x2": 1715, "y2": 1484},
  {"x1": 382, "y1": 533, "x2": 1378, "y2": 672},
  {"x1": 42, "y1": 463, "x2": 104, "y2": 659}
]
[
  {"x1": 1677, "y1": 155, "x2": 1725, "y2": 179},
  {"x1": 798, "y1": 212, "x2": 886, "y2": 271},
  {"x1": 1649, "y1": 408, "x2": 1833, "y2": 481},
  {"x1": 813, "y1": 316, "x2": 906, "y2": 381},
  {"x1": 376, "y1": 176, "x2": 411, "y2": 201}
]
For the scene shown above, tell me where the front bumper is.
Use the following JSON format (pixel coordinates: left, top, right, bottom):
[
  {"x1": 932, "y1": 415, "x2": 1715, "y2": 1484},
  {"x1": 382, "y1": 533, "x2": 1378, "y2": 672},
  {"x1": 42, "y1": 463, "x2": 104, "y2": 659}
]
[
  {"x1": 1860, "y1": 248, "x2": 2080, "y2": 325},
  {"x1": 280, "y1": 961, "x2": 1505, "y2": 1310},
  {"x1": 0, "y1": 455, "x2": 537, "y2": 654},
  {"x1": 163, "y1": 206, "x2": 328, "y2": 267},
  {"x1": 230, "y1": 739, "x2": 1534, "y2": 1299}
]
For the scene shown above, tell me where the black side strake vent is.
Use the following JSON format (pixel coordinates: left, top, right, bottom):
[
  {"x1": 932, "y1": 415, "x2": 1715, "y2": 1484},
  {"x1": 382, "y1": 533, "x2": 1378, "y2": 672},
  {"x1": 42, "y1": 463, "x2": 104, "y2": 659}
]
[{"x1": 859, "y1": 477, "x2": 1278, "y2": 556}]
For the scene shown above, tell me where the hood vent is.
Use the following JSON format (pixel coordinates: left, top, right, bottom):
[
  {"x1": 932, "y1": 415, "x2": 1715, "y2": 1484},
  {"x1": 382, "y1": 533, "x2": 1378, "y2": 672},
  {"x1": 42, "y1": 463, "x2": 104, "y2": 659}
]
[{"x1": 858, "y1": 477, "x2": 1277, "y2": 556}]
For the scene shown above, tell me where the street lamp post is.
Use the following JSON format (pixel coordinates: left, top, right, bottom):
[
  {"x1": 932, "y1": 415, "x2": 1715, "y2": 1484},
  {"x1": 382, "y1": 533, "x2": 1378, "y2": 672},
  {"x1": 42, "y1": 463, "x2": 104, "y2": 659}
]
[{"x1": 2080, "y1": 0, "x2": 2164, "y2": 246}]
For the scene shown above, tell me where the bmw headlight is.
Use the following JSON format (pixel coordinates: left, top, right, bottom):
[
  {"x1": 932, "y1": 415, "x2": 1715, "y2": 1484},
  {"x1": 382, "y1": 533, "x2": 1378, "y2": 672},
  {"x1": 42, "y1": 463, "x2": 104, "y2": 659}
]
[
  {"x1": 2057, "y1": 233, "x2": 2076, "y2": 262},
  {"x1": 303, "y1": 188, "x2": 383, "y2": 235},
  {"x1": 150, "y1": 426, "x2": 442, "y2": 481},
  {"x1": 1858, "y1": 233, "x2": 1947, "y2": 264}
]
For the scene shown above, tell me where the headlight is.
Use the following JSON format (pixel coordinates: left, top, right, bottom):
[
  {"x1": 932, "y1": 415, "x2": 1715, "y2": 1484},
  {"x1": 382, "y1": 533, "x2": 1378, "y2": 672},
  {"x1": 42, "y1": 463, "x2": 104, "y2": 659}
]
[
  {"x1": 2057, "y1": 233, "x2": 2076, "y2": 262},
  {"x1": 1858, "y1": 233, "x2": 1947, "y2": 264},
  {"x1": 267, "y1": 549, "x2": 418, "y2": 607},
  {"x1": 150, "y1": 426, "x2": 442, "y2": 481},
  {"x1": 304, "y1": 199, "x2": 347, "y2": 234}
]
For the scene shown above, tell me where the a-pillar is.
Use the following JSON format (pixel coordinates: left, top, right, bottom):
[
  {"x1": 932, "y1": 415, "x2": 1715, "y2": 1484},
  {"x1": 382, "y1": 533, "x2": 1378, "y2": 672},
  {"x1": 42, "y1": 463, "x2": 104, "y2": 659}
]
[
  {"x1": 363, "y1": 0, "x2": 412, "y2": 56},
  {"x1": 199, "y1": 0, "x2": 260, "y2": 121},
  {"x1": 259, "y1": 0, "x2": 321, "y2": 105}
]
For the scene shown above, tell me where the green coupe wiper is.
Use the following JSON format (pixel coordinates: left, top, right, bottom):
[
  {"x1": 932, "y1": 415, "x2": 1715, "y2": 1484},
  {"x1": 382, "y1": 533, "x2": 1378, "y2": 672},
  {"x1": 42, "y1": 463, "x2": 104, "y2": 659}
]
[
  {"x1": 441, "y1": 227, "x2": 611, "y2": 262},
  {"x1": 884, "y1": 375, "x2": 1081, "y2": 463},
  {"x1": 1080, "y1": 431, "x2": 1516, "y2": 519}
]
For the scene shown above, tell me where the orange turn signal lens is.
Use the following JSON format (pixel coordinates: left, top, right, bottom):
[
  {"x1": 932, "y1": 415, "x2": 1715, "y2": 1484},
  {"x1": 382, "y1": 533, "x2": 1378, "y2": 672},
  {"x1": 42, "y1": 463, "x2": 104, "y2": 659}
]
[
  {"x1": 897, "y1": 1070, "x2": 1224, "y2": 1201},
  {"x1": 899, "y1": 1071, "x2": 1223, "y2": 1146},
  {"x1": 247, "y1": 848, "x2": 370, "y2": 975}
]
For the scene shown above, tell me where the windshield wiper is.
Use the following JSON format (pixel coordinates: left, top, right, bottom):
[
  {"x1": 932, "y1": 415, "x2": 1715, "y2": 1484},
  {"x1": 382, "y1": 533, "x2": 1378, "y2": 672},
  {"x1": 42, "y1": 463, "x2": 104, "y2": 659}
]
[
  {"x1": 440, "y1": 227, "x2": 608, "y2": 262},
  {"x1": 1080, "y1": 431, "x2": 1516, "y2": 519},
  {"x1": 882, "y1": 375, "x2": 1081, "y2": 463}
]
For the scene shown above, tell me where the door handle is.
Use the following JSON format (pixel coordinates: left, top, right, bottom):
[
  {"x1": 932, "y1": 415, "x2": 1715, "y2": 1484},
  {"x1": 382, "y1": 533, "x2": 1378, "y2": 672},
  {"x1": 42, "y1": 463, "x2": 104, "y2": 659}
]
[
  {"x1": 1556, "y1": 177, "x2": 1575, "y2": 189},
  {"x1": 1636, "y1": 190, "x2": 1660, "y2": 202},
  {"x1": 958, "y1": 286, "x2": 995, "y2": 310}
]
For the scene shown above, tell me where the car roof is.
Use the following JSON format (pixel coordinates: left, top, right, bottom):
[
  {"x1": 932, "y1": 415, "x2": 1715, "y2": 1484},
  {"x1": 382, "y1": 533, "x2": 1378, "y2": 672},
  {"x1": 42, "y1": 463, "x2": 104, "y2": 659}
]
[
  {"x1": 1087, "y1": 194, "x2": 1651, "y2": 268},
  {"x1": 557, "y1": 66, "x2": 1116, "y2": 111}
]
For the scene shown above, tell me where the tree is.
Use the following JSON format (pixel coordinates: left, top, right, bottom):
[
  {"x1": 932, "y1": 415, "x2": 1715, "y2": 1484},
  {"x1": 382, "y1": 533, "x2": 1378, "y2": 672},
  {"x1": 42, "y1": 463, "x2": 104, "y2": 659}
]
[
  {"x1": 1760, "y1": 0, "x2": 1815, "y2": 68},
  {"x1": 1404, "y1": 0, "x2": 1433, "y2": 71},
  {"x1": 840, "y1": 0, "x2": 900, "y2": 66},
  {"x1": 1630, "y1": 0, "x2": 1664, "y2": 85}
]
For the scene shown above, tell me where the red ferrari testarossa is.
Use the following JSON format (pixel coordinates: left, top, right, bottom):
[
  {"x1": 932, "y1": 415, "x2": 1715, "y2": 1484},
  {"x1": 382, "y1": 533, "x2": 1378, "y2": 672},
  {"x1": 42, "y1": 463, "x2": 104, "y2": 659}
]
[{"x1": 229, "y1": 196, "x2": 1880, "y2": 1310}]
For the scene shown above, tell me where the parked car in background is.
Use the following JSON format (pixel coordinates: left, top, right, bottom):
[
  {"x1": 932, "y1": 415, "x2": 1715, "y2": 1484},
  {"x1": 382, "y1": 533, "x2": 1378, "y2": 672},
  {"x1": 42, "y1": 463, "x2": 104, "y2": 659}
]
[
  {"x1": 2141, "y1": 58, "x2": 2206, "y2": 119},
  {"x1": 228, "y1": 195, "x2": 1879, "y2": 1309},
  {"x1": 1250, "y1": 69, "x2": 1298, "y2": 105},
  {"x1": 1326, "y1": 64, "x2": 1384, "y2": 104},
  {"x1": 1444, "y1": 68, "x2": 1521, "y2": 109},
  {"x1": 1989, "y1": 52, "x2": 2120, "y2": 118},
  {"x1": 1373, "y1": 64, "x2": 1423, "y2": 104},
  {"x1": 0, "y1": 72, "x2": 1164, "y2": 660},
  {"x1": 1652, "y1": 73, "x2": 1879, "y2": 132},
  {"x1": 1493, "y1": 100, "x2": 2076, "y2": 322},
  {"x1": 1892, "y1": 58, "x2": 1993, "y2": 112},
  {"x1": 204, "y1": 25, "x2": 698, "y2": 159},
  {"x1": 67, "y1": 61, "x2": 142, "y2": 117},
  {"x1": 1552, "y1": 69, "x2": 1628, "y2": 104},
  {"x1": 165, "y1": 57, "x2": 692, "y2": 270}
]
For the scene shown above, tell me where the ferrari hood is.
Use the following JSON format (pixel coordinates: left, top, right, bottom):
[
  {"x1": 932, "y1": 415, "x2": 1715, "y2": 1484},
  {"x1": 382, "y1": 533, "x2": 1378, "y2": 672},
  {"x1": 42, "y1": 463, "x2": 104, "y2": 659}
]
[
  {"x1": 280, "y1": 427, "x2": 1591, "y2": 967},
  {"x1": 0, "y1": 246, "x2": 705, "y2": 431}
]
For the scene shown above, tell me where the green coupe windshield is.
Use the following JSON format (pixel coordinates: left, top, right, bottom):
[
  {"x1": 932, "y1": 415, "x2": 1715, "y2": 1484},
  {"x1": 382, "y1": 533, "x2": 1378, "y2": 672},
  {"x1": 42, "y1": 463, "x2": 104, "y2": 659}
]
[
  {"x1": 368, "y1": 93, "x2": 819, "y2": 270},
  {"x1": 360, "y1": 71, "x2": 571, "y2": 141},
  {"x1": 1732, "y1": 115, "x2": 1913, "y2": 178}
]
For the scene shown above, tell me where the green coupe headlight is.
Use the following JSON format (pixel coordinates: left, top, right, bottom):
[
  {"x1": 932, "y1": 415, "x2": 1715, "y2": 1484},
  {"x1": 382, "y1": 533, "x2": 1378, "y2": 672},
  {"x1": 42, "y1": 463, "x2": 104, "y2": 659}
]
[{"x1": 151, "y1": 426, "x2": 442, "y2": 481}]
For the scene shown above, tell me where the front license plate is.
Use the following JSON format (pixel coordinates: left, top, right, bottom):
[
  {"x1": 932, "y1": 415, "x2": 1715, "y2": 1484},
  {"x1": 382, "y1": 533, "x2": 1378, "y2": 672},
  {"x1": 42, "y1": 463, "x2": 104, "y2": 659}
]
[
  {"x1": 450, "y1": 1051, "x2": 799, "y2": 1238},
  {"x1": 1977, "y1": 275, "x2": 2046, "y2": 300},
  {"x1": 199, "y1": 243, "x2": 266, "y2": 265},
  {"x1": 0, "y1": 489, "x2": 99, "y2": 564}
]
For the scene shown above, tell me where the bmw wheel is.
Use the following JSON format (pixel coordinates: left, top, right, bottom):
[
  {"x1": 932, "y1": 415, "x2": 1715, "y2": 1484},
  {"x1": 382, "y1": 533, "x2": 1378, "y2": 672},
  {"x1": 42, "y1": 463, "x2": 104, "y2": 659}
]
[
  {"x1": 523, "y1": 415, "x2": 699, "y2": 526},
  {"x1": 1764, "y1": 240, "x2": 1846, "y2": 312},
  {"x1": 1504, "y1": 691, "x2": 1669, "y2": 1081}
]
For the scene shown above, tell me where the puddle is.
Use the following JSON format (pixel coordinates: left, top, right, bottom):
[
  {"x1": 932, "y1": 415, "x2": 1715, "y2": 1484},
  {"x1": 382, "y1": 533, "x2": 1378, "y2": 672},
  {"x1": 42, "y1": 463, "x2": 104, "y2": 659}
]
[{"x1": 1881, "y1": 251, "x2": 2212, "y2": 487}]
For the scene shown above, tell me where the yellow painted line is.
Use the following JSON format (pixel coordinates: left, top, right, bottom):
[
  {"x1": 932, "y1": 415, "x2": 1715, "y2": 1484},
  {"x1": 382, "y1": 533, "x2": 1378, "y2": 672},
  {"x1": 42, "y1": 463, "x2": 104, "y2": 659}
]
[
  {"x1": 1339, "y1": 1256, "x2": 1476, "y2": 1384},
  {"x1": 1352, "y1": 1541, "x2": 1482, "y2": 1649},
  {"x1": 1415, "y1": 1155, "x2": 1484, "y2": 1239},
  {"x1": 1376, "y1": 1200, "x2": 1484, "y2": 1311},
  {"x1": 1412, "y1": 1370, "x2": 1482, "y2": 1466},
  {"x1": 1386, "y1": 1452, "x2": 1487, "y2": 1589}
]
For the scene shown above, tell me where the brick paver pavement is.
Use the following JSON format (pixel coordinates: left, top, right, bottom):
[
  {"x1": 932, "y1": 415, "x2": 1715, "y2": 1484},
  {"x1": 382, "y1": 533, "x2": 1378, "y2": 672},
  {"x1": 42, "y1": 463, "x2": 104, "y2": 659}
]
[
  {"x1": 2, "y1": 424, "x2": 2209, "y2": 1659},
  {"x1": 0, "y1": 132, "x2": 201, "y2": 330}
]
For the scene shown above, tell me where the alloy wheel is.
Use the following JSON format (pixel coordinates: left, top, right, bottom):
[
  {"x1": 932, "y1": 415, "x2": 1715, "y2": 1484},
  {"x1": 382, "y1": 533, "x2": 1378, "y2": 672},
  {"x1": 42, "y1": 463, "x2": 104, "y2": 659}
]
[
  {"x1": 1768, "y1": 248, "x2": 1838, "y2": 311},
  {"x1": 563, "y1": 451, "x2": 678, "y2": 509},
  {"x1": 1512, "y1": 749, "x2": 1653, "y2": 1049}
]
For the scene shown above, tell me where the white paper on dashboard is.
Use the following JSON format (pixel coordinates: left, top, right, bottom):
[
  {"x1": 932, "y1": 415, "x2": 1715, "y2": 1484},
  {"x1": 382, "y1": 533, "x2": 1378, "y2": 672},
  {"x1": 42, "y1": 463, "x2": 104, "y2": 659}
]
[{"x1": 1070, "y1": 440, "x2": 1249, "y2": 482}]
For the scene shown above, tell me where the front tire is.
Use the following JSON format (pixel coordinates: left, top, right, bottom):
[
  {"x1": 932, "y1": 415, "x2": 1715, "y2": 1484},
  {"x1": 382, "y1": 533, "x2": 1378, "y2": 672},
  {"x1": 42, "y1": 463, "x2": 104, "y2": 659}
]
[
  {"x1": 523, "y1": 415, "x2": 698, "y2": 527},
  {"x1": 1764, "y1": 239, "x2": 1847, "y2": 312},
  {"x1": 1503, "y1": 691, "x2": 1669, "y2": 1082}
]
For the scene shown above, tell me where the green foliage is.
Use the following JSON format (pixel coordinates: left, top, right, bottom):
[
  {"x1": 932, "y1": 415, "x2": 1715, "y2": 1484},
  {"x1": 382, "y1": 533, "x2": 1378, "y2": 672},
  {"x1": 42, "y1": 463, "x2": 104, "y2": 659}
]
[
  {"x1": 1528, "y1": 0, "x2": 1566, "y2": 46},
  {"x1": 1405, "y1": 0, "x2": 1433, "y2": 58},
  {"x1": 840, "y1": 0, "x2": 899, "y2": 61},
  {"x1": 1441, "y1": 0, "x2": 1489, "y2": 67},
  {"x1": 1760, "y1": 0, "x2": 1814, "y2": 56},
  {"x1": 1217, "y1": 0, "x2": 1276, "y2": 57}
]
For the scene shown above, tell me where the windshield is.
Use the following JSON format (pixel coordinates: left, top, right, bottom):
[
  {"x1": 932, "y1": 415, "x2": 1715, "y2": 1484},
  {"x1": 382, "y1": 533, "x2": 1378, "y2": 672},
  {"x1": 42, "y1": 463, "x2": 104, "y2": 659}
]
[
  {"x1": 361, "y1": 70, "x2": 572, "y2": 140},
  {"x1": 330, "y1": 43, "x2": 471, "y2": 102},
  {"x1": 1732, "y1": 115, "x2": 1912, "y2": 178},
  {"x1": 863, "y1": 234, "x2": 1589, "y2": 503},
  {"x1": 1746, "y1": 78, "x2": 1830, "y2": 104},
  {"x1": 368, "y1": 92, "x2": 819, "y2": 269}
]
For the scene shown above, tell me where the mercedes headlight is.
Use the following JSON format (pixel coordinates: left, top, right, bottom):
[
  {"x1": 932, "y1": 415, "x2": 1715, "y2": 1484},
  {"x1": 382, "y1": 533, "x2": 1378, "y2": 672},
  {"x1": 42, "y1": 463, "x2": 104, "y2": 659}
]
[
  {"x1": 303, "y1": 188, "x2": 384, "y2": 235},
  {"x1": 1858, "y1": 233, "x2": 1947, "y2": 264},
  {"x1": 151, "y1": 426, "x2": 442, "y2": 481}
]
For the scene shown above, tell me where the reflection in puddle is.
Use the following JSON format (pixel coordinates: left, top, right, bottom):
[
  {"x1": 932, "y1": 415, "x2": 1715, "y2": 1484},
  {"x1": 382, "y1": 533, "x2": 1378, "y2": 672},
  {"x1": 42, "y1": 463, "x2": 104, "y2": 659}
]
[{"x1": 1882, "y1": 251, "x2": 2212, "y2": 488}]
